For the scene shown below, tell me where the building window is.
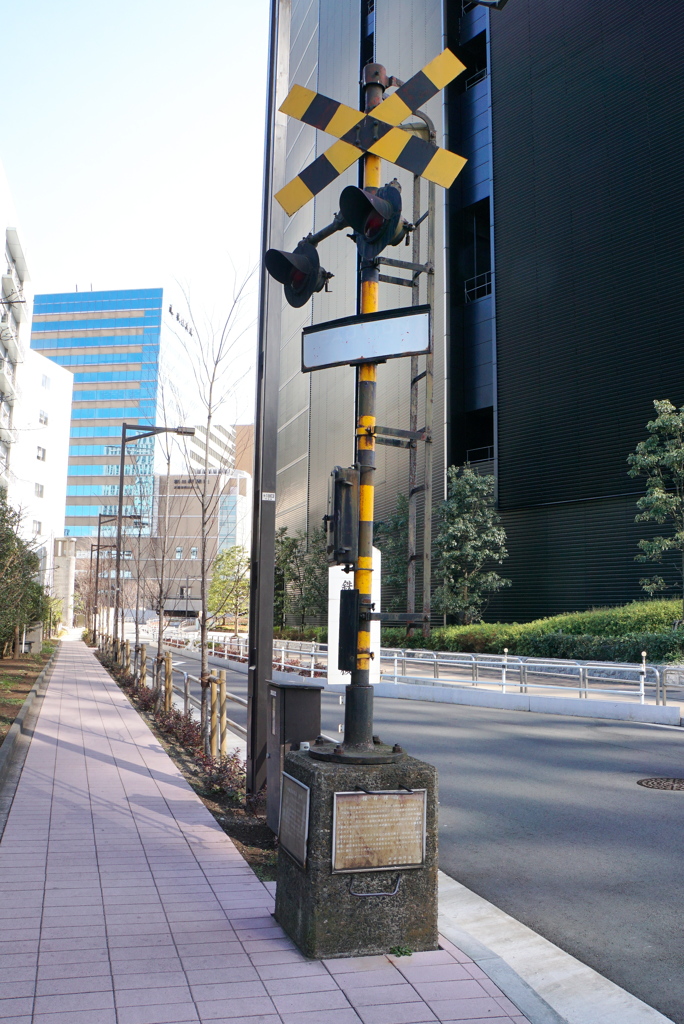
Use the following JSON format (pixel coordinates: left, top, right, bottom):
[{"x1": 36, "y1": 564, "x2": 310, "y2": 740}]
[
  {"x1": 32, "y1": 520, "x2": 42, "y2": 534},
  {"x1": 175, "y1": 547, "x2": 183, "y2": 559},
  {"x1": 39, "y1": 410, "x2": 48, "y2": 425},
  {"x1": 41, "y1": 375, "x2": 50, "y2": 389},
  {"x1": 35, "y1": 483, "x2": 44, "y2": 498},
  {"x1": 190, "y1": 547, "x2": 197, "y2": 559},
  {"x1": 37, "y1": 446, "x2": 46, "y2": 461}
]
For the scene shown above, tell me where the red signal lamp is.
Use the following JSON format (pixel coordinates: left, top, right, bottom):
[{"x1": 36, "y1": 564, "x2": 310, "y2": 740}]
[{"x1": 264, "y1": 241, "x2": 332, "y2": 308}]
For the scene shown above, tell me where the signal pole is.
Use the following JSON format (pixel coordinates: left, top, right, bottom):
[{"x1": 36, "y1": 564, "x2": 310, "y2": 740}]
[{"x1": 344, "y1": 63, "x2": 384, "y2": 754}]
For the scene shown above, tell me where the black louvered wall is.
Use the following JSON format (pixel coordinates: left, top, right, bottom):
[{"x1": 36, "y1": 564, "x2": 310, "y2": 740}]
[{"x1": 482, "y1": 0, "x2": 684, "y2": 621}]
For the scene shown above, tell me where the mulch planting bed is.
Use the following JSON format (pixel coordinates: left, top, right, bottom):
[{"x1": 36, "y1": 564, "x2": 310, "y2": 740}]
[{"x1": 0, "y1": 649, "x2": 55, "y2": 747}]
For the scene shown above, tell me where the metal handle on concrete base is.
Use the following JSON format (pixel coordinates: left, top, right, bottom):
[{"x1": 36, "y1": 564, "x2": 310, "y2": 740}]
[{"x1": 349, "y1": 876, "x2": 401, "y2": 897}]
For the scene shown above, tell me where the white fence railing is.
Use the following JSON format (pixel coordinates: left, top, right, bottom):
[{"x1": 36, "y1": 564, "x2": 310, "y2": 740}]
[{"x1": 144, "y1": 627, "x2": 675, "y2": 707}]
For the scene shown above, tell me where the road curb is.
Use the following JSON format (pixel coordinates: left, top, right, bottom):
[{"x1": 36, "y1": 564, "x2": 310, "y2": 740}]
[
  {"x1": 438, "y1": 873, "x2": 676, "y2": 1024},
  {"x1": 0, "y1": 643, "x2": 60, "y2": 838}
]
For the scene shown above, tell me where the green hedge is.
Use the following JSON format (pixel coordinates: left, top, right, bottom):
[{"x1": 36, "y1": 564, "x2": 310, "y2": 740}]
[
  {"x1": 381, "y1": 599, "x2": 684, "y2": 663},
  {"x1": 274, "y1": 626, "x2": 328, "y2": 643}
]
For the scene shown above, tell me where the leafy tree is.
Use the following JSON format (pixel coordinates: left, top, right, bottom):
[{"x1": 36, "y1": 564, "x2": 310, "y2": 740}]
[
  {"x1": 375, "y1": 493, "x2": 409, "y2": 611},
  {"x1": 0, "y1": 495, "x2": 48, "y2": 656},
  {"x1": 208, "y1": 546, "x2": 250, "y2": 633},
  {"x1": 299, "y1": 526, "x2": 328, "y2": 624},
  {"x1": 274, "y1": 526, "x2": 298, "y2": 629},
  {"x1": 274, "y1": 526, "x2": 328, "y2": 627},
  {"x1": 433, "y1": 465, "x2": 510, "y2": 624},
  {"x1": 627, "y1": 399, "x2": 684, "y2": 617},
  {"x1": 286, "y1": 527, "x2": 328, "y2": 627}
]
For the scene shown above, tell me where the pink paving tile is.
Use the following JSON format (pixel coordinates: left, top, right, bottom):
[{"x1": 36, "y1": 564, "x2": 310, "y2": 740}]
[
  {"x1": 355, "y1": 1003, "x2": 438, "y2": 1024},
  {"x1": 438, "y1": 937, "x2": 475, "y2": 965},
  {"x1": 271, "y1": 989, "x2": 353, "y2": 1014},
  {"x1": 193, "y1": 995, "x2": 277, "y2": 1019},
  {"x1": 279, "y1": 1011, "x2": 363, "y2": 1024},
  {"x1": 346, "y1": 984, "x2": 419, "y2": 1008},
  {"x1": 324, "y1": 955, "x2": 394, "y2": 974},
  {"x1": 335, "y1": 967, "x2": 408, "y2": 989},
  {"x1": 494, "y1": 996, "x2": 525, "y2": 1016},
  {"x1": 35, "y1": 976, "x2": 113, "y2": 996},
  {"x1": 32, "y1": 1011, "x2": 117, "y2": 1024},
  {"x1": 395, "y1": 964, "x2": 474, "y2": 984},
  {"x1": 262, "y1": 974, "x2": 339, "y2": 996},
  {"x1": 115, "y1": 1007, "x2": 199, "y2": 1024},
  {"x1": 114, "y1": 986, "x2": 195, "y2": 1008},
  {"x1": 426, "y1": 997, "x2": 512, "y2": 1020},
  {"x1": 192, "y1": 1018, "x2": 280, "y2": 1024},
  {"x1": 413, "y1": 981, "x2": 489, "y2": 1002},
  {"x1": 33, "y1": 991, "x2": 115, "y2": 1014},
  {"x1": 255, "y1": 961, "x2": 329, "y2": 981},
  {"x1": 0, "y1": 983, "x2": 34, "y2": 1000},
  {"x1": 188, "y1": 980, "x2": 268, "y2": 1001},
  {"x1": 442, "y1": 1019, "x2": 516, "y2": 1024},
  {"x1": 112, "y1": 971, "x2": 189, "y2": 991}
]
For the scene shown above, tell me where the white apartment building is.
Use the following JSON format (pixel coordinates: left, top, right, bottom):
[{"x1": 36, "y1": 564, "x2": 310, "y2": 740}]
[
  {"x1": 1, "y1": 160, "x2": 72, "y2": 594},
  {"x1": 0, "y1": 161, "x2": 29, "y2": 497},
  {"x1": 11, "y1": 349, "x2": 72, "y2": 584}
]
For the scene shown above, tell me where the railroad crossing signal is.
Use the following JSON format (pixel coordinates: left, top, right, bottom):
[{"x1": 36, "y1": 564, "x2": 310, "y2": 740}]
[{"x1": 275, "y1": 48, "x2": 467, "y2": 216}]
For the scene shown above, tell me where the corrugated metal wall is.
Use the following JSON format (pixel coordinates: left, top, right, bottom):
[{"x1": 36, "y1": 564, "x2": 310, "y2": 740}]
[
  {"x1": 487, "y1": 0, "x2": 684, "y2": 619},
  {"x1": 272, "y1": 0, "x2": 449, "y2": 616}
]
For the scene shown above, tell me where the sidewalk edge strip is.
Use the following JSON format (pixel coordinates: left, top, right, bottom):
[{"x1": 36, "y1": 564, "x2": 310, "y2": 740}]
[{"x1": 0, "y1": 642, "x2": 61, "y2": 835}]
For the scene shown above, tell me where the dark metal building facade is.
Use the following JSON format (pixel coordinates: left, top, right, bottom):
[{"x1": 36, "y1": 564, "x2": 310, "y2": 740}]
[{"x1": 265, "y1": 0, "x2": 684, "y2": 622}]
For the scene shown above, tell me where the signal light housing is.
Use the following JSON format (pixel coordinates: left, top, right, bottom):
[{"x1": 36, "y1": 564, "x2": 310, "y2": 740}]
[
  {"x1": 339, "y1": 183, "x2": 409, "y2": 259},
  {"x1": 264, "y1": 240, "x2": 331, "y2": 308}
]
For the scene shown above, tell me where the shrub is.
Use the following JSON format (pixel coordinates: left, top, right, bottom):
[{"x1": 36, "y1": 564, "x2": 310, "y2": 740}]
[
  {"x1": 134, "y1": 685, "x2": 158, "y2": 712},
  {"x1": 194, "y1": 749, "x2": 246, "y2": 802},
  {"x1": 381, "y1": 599, "x2": 684, "y2": 663},
  {"x1": 274, "y1": 626, "x2": 327, "y2": 643},
  {"x1": 156, "y1": 708, "x2": 203, "y2": 750}
]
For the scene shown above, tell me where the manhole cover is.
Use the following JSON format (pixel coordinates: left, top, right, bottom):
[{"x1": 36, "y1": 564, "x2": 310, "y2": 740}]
[{"x1": 637, "y1": 778, "x2": 684, "y2": 791}]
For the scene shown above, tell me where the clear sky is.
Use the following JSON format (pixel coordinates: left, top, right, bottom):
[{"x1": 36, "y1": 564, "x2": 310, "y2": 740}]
[{"x1": 3, "y1": 0, "x2": 271, "y2": 423}]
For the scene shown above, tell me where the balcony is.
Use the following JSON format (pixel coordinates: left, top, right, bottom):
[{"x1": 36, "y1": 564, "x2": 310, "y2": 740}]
[
  {"x1": 0, "y1": 359, "x2": 16, "y2": 400},
  {"x1": 0, "y1": 312, "x2": 23, "y2": 362},
  {"x1": 464, "y1": 271, "x2": 492, "y2": 303},
  {"x1": 0, "y1": 420, "x2": 17, "y2": 444}
]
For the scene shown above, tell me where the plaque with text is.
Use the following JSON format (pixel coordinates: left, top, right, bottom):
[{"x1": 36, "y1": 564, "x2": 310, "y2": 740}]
[
  {"x1": 279, "y1": 773, "x2": 310, "y2": 867},
  {"x1": 332, "y1": 790, "x2": 427, "y2": 873}
]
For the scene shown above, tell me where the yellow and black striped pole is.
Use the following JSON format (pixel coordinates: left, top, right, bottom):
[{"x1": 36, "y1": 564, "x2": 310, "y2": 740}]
[{"x1": 342, "y1": 65, "x2": 384, "y2": 753}]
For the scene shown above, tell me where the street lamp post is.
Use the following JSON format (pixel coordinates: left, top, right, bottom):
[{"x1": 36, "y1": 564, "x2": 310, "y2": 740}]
[
  {"x1": 113, "y1": 423, "x2": 195, "y2": 645},
  {"x1": 94, "y1": 512, "x2": 144, "y2": 645}
]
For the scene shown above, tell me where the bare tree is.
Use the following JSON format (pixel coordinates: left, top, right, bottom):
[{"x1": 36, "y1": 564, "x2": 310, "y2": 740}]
[{"x1": 169, "y1": 274, "x2": 255, "y2": 747}]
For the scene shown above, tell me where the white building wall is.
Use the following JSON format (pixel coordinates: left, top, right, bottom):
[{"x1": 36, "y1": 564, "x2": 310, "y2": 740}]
[
  {"x1": 10, "y1": 349, "x2": 73, "y2": 588},
  {"x1": 0, "y1": 160, "x2": 32, "y2": 496}
]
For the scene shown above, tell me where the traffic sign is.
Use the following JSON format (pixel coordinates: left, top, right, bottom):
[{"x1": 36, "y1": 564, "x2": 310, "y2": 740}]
[
  {"x1": 301, "y1": 305, "x2": 430, "y2": 372},
  {"x1": 275, "y1": 48, "x2": 467, "y2": 216}
]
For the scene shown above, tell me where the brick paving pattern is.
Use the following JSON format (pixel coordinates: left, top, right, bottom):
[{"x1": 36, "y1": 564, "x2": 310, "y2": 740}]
[{"x1": 0, "y1": 641, "x2": 530, "y2": 1024}]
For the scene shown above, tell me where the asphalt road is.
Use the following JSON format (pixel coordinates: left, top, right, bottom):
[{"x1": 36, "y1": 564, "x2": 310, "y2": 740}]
[{"x1": 169, "y1": 651, "x2": 684, "y2": 1023}]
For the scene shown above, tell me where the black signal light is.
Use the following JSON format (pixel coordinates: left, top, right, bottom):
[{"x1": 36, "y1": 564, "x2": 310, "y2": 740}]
[
  {"x1": 339, "y1": 182, "x2": 409, "y2": 260},
  {"x1": 264, "y1": 240, "x2": 332, "y2": 308}
]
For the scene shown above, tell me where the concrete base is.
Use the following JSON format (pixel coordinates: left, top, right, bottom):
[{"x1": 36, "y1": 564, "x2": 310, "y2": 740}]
[{"x1": 274, "y1": 749, "x2": 438, "y2": 959}]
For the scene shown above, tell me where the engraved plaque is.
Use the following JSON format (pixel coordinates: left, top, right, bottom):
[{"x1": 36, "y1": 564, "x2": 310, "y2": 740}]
[
  {"x1": 279, "y1": 773, "x2": 310, "y2": 867},
  {"x1": 332, "y1": 790, "x2": 426, "y2": 873}
]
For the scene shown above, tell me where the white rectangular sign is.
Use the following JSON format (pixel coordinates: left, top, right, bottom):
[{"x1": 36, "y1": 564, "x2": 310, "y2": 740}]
[{"x1": 302, "y1": 305, "x2": 430, "y2": 372}]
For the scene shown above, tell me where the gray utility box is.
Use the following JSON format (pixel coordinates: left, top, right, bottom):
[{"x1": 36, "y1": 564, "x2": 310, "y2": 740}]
[{"x1": 266, "y1": 680, "x2": 323, "y2": 833}]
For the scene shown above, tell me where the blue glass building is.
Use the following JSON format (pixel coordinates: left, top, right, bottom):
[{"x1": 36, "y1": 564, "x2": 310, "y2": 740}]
[{"x1": 31, "y1": 288, "x2": 162, "y2": 537}]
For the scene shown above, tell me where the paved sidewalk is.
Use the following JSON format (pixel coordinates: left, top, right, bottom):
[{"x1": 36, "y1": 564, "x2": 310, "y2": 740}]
[{"x1": 0, "y1": 640, "x2": 531, "y2": 1024}]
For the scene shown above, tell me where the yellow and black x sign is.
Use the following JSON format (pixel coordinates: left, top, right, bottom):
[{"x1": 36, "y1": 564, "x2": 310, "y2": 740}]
[{"x1": 275, "y1": 48, "x2": 468, "y2": 216}]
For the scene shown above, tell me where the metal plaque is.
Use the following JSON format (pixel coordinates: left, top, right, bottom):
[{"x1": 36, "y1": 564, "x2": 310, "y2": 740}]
[
  {"x1": 302, "y1": 305, "x2": 430, "y2": 372},
  {"x1": 332, "y1": 790, "x2": 427, "y2": 873},
  {"x1": 279, "y1": 773, "x2": 310, "y2": 867}
]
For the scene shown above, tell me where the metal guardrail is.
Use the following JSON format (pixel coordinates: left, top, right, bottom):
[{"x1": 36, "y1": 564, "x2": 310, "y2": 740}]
[{"x1": 142, "y1": 629, "x2": 675, "y2": 707}]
